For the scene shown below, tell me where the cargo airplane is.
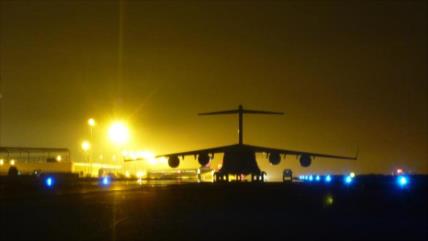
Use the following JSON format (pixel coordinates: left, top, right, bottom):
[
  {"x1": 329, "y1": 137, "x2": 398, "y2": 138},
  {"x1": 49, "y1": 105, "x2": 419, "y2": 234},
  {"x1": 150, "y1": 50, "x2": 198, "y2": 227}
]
[{"x1": 158, "y1": 105, "x2": 357, "y2": 182}]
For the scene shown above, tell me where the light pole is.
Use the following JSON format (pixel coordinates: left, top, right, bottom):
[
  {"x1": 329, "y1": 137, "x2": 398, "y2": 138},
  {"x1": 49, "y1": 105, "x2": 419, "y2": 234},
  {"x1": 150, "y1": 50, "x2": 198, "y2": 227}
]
[
  {"x1": 0, "y1": 75, "x2": 3, "y2": 146},
  {"x1": 88, "y1": 118, "x2": 96, "y2": 139},
  {"x1": 81, "y1": 140, "x2": 91, "y2": 176},
  {"x1": 87, "y1": 118, "x2": 96, "y2": 176}
]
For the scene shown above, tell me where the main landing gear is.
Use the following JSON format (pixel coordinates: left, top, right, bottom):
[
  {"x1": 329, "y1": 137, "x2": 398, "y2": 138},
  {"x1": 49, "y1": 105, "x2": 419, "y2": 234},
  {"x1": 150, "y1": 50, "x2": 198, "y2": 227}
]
[
  {"x1": 251, "y1": 172, "x2": 266, "y2": 182},
  {"x1": 214, "y1": 172, "x2": 266, "y2": 183}
]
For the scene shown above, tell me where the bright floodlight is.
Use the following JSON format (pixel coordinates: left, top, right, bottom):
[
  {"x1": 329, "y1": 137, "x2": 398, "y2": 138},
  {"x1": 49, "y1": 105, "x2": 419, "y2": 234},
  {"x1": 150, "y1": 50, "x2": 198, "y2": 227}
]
[
  {"x1": 137, "y1": 171, "x2": 146, "y2": 178},
  {"x1": 397, "y1": 175, "x2": 409, "y2": 188},
  {"x1": 325, "y1": 175, "x2": 332, "y2": 183},
  {"x1": 315, "y1": 175, "x2": 321, "y2": 181},
  {"x1": 0, "y1": 159, "x2": 4, "y2": 166},
  {"x1": 81, "y1": 141, "x2": 91, "y2": 152},
  {"x1": 88, "y1": 118, "x2": 96, "y2": 127},
  {"x1": 308, "y1": 175, "x2": 314, "y2": 181},
  {"x1": 108, "y1": 122, "x2": 130, "y2": 145}
]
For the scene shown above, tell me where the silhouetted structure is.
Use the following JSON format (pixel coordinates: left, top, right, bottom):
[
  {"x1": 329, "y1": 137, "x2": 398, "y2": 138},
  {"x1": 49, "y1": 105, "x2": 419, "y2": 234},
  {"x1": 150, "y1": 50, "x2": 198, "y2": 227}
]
[
  {"x1": 0, "y1": 147, "x2": 71, "y2": 175},
  {"x1": 159, "y1": 105, "x2": 357, "y2": 182}
]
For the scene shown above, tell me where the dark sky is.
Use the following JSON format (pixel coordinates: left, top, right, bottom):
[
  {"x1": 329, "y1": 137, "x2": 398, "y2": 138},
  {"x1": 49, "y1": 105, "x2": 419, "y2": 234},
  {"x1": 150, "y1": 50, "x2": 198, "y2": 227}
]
[{"x1": 0, "y1": 0, "x2": 427, "y2": 175}]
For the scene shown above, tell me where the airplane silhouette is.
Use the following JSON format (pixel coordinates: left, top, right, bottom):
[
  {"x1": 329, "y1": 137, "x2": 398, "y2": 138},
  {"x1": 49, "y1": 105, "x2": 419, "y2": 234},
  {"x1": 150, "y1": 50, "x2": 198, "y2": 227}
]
[{"x1": 158, "y1": 105, "x2": 357, "y2": 182}]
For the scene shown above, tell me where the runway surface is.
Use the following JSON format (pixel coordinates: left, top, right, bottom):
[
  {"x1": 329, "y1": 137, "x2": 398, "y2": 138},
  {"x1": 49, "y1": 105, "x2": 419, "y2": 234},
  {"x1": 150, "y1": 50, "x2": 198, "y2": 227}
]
[{"x1": 0, "y1": 177, "x2": 427, "y2": 240}]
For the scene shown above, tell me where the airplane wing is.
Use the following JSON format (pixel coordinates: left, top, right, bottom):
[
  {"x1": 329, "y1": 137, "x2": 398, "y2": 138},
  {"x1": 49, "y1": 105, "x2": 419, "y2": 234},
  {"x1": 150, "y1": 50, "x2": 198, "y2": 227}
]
[
  {"x1": 245, "y1": 144, "x2": 358, "y2": 160},
  {"x1": 156, "y1": 144, "x2": 235, "y2": 158}
]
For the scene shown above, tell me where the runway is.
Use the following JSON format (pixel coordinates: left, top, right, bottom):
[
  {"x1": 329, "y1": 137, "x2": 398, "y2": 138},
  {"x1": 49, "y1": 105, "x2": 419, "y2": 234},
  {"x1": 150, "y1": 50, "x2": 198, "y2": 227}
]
[{"x1": 0, "y1": 177, "x2": 427, "y2": 240}]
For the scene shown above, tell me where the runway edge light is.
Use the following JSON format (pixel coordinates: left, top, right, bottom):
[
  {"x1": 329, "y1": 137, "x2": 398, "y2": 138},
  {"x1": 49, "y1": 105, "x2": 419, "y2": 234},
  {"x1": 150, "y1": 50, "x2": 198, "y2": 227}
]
[
  {"x1": 396, "y1": 175, "x2": 410, "y2": 188},
  {"x1": 344, "y1": 175, "x2": 353, "y2": 185},
  {"x1": 44, "y1": 176, "x2": 55, "y2": 188},
  {"x1": 101, "y1": 176, "x2": 111, "y2": 186}
]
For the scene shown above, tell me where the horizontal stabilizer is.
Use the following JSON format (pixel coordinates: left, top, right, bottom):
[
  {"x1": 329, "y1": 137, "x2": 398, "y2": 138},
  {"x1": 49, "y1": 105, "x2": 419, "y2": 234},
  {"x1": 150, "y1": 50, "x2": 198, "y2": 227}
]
[
  {"x1": 198, "y1": 105, "x2": 283, "y2": 116},
  {"x1": 198, "y1": 110, "x2": 239, "y2": 115},
  {"x1": 243, "y1": 109, "x2": 284, "y2": 115}
]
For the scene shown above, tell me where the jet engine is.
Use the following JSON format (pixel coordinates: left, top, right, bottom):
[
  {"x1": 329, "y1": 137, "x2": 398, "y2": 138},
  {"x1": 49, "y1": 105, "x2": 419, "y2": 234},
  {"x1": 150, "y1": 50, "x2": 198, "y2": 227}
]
[
  {"x1": 198, "y1": 153, "x2": 210, "y2": 167},
  {"x1": 168, "y1": 156, "x2": 180, "y2": 168},
  {"x1": 299, "y1": 154, "x2": 312, "y2": 167},
  {"x1": 269, "y1": 152, "x2": 281, "y2": 165}
]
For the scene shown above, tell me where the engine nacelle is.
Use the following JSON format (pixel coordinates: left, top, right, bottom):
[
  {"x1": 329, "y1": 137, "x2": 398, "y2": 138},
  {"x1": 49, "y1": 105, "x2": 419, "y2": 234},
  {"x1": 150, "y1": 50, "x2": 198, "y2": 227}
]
[
  {"x1": 168, "y1": 156, "x2": 180, "y2": 168},
  {"x1": 198, "y1": 153, "x2": 210, "y2": 167},
  {"x1": 299, "y1": 154, "x2": 312, "y2": 167},
  {"x1": 269, "y1": 152, "x2": 281, "y2": 165}
]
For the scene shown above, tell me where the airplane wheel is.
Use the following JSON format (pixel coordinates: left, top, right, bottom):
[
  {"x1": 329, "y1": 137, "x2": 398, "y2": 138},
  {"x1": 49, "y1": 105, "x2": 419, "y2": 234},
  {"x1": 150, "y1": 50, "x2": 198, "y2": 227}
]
[
  {"x1": 214, "y1": 173, "x2": 219, "y2": 183},
  {"x1": 251, "y1": 174, "x2": 262, "y2": 183},
  {"x1": 261, "y1": 171, "x2": 266, "y2": 183}
]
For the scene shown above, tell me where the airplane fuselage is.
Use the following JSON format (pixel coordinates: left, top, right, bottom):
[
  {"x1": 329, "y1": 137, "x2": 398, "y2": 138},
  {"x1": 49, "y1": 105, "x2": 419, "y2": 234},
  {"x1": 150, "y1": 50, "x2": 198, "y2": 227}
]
[{"x1": 218, "y1": 144, "x2": 261, "y2": 176}]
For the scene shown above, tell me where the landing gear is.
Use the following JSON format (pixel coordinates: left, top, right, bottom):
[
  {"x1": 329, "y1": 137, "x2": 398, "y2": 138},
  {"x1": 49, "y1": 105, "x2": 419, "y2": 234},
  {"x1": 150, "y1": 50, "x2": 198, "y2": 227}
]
[
  {"x1": 235, "y1": 174, "x2": 245, "y2": 182},
  {"x1": 214, "y1": 171, "x2": 266, "y2": 183},
  {"x1": 251, "y1": 171, "x2": 266, "y2": 183},
  {"x1": 214, "y1": 173, "x2": 229, "y2": 183}
]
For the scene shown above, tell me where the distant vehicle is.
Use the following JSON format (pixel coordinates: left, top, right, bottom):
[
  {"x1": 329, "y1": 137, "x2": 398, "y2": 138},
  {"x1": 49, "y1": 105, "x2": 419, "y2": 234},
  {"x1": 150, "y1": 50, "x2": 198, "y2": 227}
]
[
  {"x1": 158, "y1": 105, "x2": 357, "y2": 182},
  {"x1": 0, "y1": 146, "x2": 72, "y2": 176},
  {"x1": 283, "y1": 169, "x2": 293, "y2": 182}
]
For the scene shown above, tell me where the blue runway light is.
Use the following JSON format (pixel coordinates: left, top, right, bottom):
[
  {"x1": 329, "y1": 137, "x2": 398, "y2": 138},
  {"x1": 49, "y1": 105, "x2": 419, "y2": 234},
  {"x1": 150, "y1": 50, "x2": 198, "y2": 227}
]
[
  {"x1": 308, "y1": 175, "x2": 314, "y2": 182},
  {"x1": 396, "y1": 175, "x2": 409, "y2": 188},
  {"x1": 299, "y1": 175, "x2": 304, "y2": 180},
  {"x1": 101, "y1": 176, "x2": 111, "y2": 186},
  {"x1": 344, "y1": 175, "x2": 353, "y2": 185},
  {"x1": 45, "y1": 176, "x2": 55, "y2": 188},
  {"x1": 325, "y1": 175, "x2": 332, "y2": 183},
  {"x1": 315, "y1": 175, "x2": 321, "y2": 181}
]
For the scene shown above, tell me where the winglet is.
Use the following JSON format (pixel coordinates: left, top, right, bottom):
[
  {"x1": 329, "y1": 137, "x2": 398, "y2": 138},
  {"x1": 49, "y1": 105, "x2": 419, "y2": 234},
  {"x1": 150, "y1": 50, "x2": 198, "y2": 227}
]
[{"x1": 354, "y1": 145, "x2": 360, "y2": 160}]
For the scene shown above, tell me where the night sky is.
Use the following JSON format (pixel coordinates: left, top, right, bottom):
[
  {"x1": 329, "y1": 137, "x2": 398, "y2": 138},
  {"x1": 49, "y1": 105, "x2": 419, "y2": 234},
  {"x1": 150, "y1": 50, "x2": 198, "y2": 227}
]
[{"x1": 0, "y1": 0, "x2": 426, "y2": 176}]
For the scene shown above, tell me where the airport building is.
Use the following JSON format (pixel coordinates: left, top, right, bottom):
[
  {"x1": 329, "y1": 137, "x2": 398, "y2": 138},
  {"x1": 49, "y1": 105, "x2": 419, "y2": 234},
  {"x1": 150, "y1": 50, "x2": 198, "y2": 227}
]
[
  {"x1": 0, "y1": 147, "x2": 72, "y2": 176},
  {"x1": 0, "y1": 147, "x2": 212, "y2": 181}
]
